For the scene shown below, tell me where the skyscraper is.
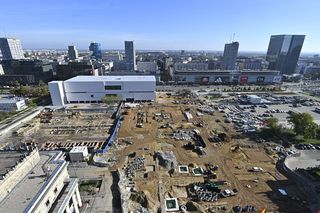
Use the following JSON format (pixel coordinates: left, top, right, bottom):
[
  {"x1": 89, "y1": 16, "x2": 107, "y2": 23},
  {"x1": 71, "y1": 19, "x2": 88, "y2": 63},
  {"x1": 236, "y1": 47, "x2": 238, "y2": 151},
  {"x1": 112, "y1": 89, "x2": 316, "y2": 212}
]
[
  {"x1": 266, "y1": 35, "x2": 305, "y2": 75},
  {"x1": 89, "y1": 42, "x2": 102, "y2": 59},
  {"x1": 0, "y1": 38, "x2": 25, "y2": 60},
  {"x1": 68, "y1": 45, "x2": 79, "y2": 60},
  {"x1": 222, "y1": 42, "x2": 239, "y2": 70},
  {"x1": 125, "y1": 41, "x2": 136, "y2": 71}
]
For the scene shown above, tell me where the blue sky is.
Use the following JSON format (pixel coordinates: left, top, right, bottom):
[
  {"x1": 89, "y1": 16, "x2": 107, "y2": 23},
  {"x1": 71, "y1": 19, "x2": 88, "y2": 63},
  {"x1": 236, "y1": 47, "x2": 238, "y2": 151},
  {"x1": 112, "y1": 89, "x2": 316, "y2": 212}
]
[{"x1": 1, "y1": 0, "x2": 319, "y2": 52}]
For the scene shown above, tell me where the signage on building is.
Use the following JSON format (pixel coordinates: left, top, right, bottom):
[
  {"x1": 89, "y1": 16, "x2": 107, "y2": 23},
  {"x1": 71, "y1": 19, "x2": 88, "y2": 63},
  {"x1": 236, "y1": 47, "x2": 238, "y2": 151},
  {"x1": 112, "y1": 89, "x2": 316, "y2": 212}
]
[
  {"x1": 240, "y1": 75, "x2": 248, "y2": 84},
  {"x1": 201, "y1": 77, "x2": 209, "y2": 84},
  {"x1": 257, "y1": 76, "x2": 265, "y2": 83},
  {"x1": 273, "y1": 76, "x2": 282, "y2": 83}
]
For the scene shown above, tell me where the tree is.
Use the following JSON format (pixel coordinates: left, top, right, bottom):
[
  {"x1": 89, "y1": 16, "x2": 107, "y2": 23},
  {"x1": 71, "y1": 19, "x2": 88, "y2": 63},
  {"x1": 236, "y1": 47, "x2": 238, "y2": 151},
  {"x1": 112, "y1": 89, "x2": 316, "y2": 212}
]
[
  {"x1": 304, "y1": 122, "x2": 318, "y2": 139},
  {"x1": 38, "y1": 80, "x2": 46, "y2": 86},
  {"x1": 265, "y1": 117, "x2": 279, "y2": 131},
  {"x1": 12, "y1": 80, "x2": 20, "y2": 87},
  {"x1": 101, "y1": 95, "x2": 121, "y2": 105},
  {"x1": 288, "y1": 112, "x2": 314, "y2": 135},
  {"x1": 28, "y1": 100, "x2": 37, "y2": 107}
]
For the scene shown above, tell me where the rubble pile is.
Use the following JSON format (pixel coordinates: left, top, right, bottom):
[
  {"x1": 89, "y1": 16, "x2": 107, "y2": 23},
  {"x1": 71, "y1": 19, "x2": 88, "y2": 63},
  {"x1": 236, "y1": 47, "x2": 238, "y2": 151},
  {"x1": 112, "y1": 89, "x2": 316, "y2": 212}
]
[{"x1": 155, "y1": 151, "x2": 177, "y2": 170}]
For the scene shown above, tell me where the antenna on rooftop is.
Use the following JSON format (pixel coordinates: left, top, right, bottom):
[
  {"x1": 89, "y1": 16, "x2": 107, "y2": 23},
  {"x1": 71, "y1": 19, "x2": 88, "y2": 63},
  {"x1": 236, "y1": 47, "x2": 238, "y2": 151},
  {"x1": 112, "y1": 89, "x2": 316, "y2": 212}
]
[
  {"x1": 1, "y1": 28, "x2": 7, "y2": 37},
  {"x1": 232, "y1": 33, "x2": 236, "y2": 42}
]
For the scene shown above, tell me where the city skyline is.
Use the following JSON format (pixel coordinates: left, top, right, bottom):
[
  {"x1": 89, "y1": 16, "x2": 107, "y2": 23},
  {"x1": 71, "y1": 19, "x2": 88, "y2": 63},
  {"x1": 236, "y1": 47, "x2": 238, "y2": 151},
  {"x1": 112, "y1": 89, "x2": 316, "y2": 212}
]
[{"x1": 0, "y1": 0, "x2": 319, "y2": 53}]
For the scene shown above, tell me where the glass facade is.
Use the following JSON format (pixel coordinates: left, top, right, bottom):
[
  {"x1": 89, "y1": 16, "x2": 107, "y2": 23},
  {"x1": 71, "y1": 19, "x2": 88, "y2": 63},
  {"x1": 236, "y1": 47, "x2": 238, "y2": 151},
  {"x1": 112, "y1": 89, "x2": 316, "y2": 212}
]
[
  {"x1": 266, "y1": 35, "x2": 305, "y2": 75},
  {"x1": 125, "y1": 41, "x2": 136, "y2": 71},
  {"x1": 105, "y1": 85, "x2": 121, "y2": 90},
  {"x1": 89, "y1": 42, "x2": 102, "y2": 59}
]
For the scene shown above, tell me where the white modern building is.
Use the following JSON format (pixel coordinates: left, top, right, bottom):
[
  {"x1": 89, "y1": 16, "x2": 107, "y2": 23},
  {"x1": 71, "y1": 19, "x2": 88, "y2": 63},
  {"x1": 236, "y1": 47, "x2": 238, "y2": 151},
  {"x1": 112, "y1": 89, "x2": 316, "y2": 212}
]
[
  {"x1": 0, "y1": 98, "x2": 27, "y2": 112},
  {"x1": 69, "y1": 146, "x2": 89, "y2": 162},
  {"x1": 0, "y1": 149, "x2": 82, "y2": 213},
  {"x1": 0, "y1": 64, "x2": 4, "y2": 75},
  {"x1": 0, "y1": 37, "x2": 25, "y2": 60},
  {"x1": 49, "y1": 75, "x2": 156, "y2": 106}
]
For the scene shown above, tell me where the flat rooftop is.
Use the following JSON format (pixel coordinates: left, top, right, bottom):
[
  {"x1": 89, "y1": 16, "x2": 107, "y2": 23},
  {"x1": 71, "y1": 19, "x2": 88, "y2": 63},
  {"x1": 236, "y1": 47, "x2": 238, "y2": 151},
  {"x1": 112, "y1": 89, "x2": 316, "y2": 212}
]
[
  {"x1": 174, "y1": 69, "x2": 280, "y2": 74},
  {"x1": 0, "y1": 151, "x2": 27, "y2": 176},
  {"x1": 0, "y1": 153, "x2": 61, "y2": 212},
  {"x1": 70, "y1": 146, "x2": 88, "y2": 153},
  {"x1": 65, "y1": 75, "x2": 156, "y2": 82},
  {"x1": 0, "y1": 98, "x2": 24, "y2": 104}
]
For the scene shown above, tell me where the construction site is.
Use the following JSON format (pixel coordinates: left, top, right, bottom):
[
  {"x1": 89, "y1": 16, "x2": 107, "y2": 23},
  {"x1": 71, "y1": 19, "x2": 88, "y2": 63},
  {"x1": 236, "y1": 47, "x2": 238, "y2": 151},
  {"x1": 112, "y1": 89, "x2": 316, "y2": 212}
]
[
  {"x1": 112, "y1": 92, "x2": 309, "y2": 213},
  {"x1": 4, "y1": 107, "x2": 116, "y2": 152},
  {"x1": 0, "y1": 91, "x2": 312, "y2": 212}
]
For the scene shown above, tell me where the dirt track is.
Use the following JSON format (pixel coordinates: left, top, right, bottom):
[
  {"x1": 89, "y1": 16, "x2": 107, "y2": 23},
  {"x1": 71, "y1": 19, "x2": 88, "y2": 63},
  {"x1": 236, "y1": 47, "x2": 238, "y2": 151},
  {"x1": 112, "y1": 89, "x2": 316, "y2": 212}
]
[{"x1": 113, "y1": 94, "x2": 309, "y2": 212}]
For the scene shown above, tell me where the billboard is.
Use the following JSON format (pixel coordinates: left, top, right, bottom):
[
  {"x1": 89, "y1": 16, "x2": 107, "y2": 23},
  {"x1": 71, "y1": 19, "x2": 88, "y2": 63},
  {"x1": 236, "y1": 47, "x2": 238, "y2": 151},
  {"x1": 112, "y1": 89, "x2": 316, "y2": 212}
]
[
  {"x1": 257, "y1": 76, "x2": 265, "y2": 83},
  {"x1": 201, "y1": 77, "x2": 209, "y2": 84},
  {"x1": 273, "y1": 76, "x2": 282, "y2": 83},
  {"x1": 240, "y1": 75, "x2": 248, "y2": 84}
]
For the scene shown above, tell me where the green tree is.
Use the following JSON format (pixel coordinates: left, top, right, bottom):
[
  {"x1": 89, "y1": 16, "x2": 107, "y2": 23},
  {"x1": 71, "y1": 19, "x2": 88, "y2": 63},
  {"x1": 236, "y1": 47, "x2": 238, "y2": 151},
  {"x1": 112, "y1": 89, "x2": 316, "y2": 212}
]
[
  {"x1": 101, "y1": 95, "x2": 121, "y2": 105},
  {"x1": 12, "y1": 80, "x2": 20, "y2": 87},
  {"x1": 265, "y1": 117, "x2": 279, "y2": 130},
  {"x1": 304, "y1": 122, "x2": 318, "y2": 139},
  {"x1": 288, "y1": 112, "x2": 314, "y2": 135},
  {"x1": 38, "y1": 80, "x2": 46, "y2": 86},
  {"x1": 28, "y1": 100, "x2": 37, "y2": 107},
  {"x1": 264, "y1": 117, "x2": 282, "y2": 136}
]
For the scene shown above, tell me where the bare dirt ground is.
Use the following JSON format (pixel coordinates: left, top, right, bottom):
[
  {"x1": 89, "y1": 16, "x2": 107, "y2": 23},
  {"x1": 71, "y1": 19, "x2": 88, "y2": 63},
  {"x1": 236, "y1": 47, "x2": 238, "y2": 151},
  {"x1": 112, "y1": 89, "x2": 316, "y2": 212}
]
[{"x1": 113, "y1": 93, "x2": 309, "y2": 212}]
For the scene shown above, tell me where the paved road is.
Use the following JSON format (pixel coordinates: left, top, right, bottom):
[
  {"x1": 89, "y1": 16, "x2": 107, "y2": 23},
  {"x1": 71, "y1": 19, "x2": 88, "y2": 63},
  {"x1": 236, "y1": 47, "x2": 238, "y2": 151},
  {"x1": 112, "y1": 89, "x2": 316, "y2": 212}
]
[
  {"x1": 0, "y1": 106, "x2": 43, "y2": 136},
  {"x1": 285, "y1": 150, "x2": 320, "y2": 170}
]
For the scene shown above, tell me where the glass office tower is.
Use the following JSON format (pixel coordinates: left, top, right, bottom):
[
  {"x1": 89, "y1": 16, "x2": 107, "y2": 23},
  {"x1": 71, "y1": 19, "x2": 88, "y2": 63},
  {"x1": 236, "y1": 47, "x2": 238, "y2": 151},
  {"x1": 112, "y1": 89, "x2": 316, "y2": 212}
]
[
  {"x1": 125, "y1": 41, "x2": 136, "y2": 71},
  {"x1": 222, "y1": 42, "x2": 239, "y2": 70},
  {"x1": 0, "y1": 38, "x2": 25, "y2": 60},
  {"x1": 89, "y1": 42, "x2": 102, "y2": 59},
  {"x1": 266, "y1": 35, "x2": 305, "y2": 75}
]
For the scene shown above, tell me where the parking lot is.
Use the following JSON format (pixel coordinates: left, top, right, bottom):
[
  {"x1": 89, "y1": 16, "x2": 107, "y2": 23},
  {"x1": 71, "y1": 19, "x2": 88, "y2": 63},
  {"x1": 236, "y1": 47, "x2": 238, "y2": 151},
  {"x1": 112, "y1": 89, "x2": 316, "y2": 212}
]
[{"x1": 285, "y1": 150, "x2": 320, "y2": 170}]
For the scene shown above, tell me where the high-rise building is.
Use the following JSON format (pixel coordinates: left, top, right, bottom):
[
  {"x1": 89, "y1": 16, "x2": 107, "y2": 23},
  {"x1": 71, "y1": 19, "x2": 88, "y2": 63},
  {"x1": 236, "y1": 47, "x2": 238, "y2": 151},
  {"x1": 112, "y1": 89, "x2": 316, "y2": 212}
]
[
  {"x1": 68, "y1": 45, "x2": 79, "y2": 60},
  {"x1": 266, "y1": 35, "x2": 305, "y2": 75},
  {"x1": 125, "y1": 41, "x2": 136, "y2": 71},
  {"x1": 89, "y1": 42, "x2": 102, "y2": 59},
  {"x1": 0, "y1": 38, "x2": 25, "y2": 60},
  {"x1": 222, "y1": 42, "x2": 239, "y2": 70}
]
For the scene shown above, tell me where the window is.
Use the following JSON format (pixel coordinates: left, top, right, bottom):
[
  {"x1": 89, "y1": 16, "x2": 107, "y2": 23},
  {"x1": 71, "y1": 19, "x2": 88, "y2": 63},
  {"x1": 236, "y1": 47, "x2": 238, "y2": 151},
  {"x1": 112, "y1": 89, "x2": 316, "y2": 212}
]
[
  {"x1": 91, "y1": 94, "x2": 94, "y2": 98},
  {"x1": 105, "y1": 85, "x2": 121, "y2": 90}
]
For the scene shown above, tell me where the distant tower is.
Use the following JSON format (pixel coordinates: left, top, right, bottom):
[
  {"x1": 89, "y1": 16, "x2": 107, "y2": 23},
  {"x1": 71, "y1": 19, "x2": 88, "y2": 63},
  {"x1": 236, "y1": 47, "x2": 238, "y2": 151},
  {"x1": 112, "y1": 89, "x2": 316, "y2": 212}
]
[
  {"x1": 89, "y1": 42, "x2": 102, "y2": 59},
  {"x1": 266, "y1": 34, "x2": 305, "y2": 75},
  {"x1": 222, "y1": 42, "x2": 239, "y2": 70},
  {"x1": 0, "y1": 37, "x2": 25, "y2": 60},
  {"x1": 68, "y1": 45, "x2": 79, "y2": 60},
  {"x1": 125, "y1": 41, "x2": 136, "y2": 71}
]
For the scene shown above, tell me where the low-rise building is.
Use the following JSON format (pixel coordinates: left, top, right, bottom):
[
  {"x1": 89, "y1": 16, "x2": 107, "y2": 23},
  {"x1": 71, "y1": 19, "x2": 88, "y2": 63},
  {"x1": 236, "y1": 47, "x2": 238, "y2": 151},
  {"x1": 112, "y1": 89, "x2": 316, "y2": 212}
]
[
  {"x1": 49, "y1": 75, "x2": 156, "y2": 106},
  {"x1": 69, "y1": 146, "x2": 89, "y2": 162},
  {"x1": 137, "y1": 62, "x2": 158, "y2": 72},
  {"x1": 0, "y1": 98, "x2": 26, "y2": 111},
  {"x1": 0, "y1": 148, "x2": 82, "y2": 213},
  {"x1": 173, "y1": 70, "x2": 281, "y2": 85}
]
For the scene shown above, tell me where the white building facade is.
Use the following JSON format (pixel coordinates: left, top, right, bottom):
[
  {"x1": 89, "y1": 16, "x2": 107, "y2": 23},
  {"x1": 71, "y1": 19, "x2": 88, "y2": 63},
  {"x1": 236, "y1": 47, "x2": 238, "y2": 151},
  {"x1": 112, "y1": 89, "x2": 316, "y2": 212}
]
[
  {"x1": 0, "y1": 150, "x2": 82, "y2": 213},
  {"x1": 69, "y1": 146, "x2": 89, "y2": 162},
  {"x1": 0, "y1": 98, "x2": 27, "y2": 112},
  {"x1": 0, "y1": 38, "x2": 25, "y2": 60},
  {"x1": 49, "y1": 75, "x2": 156, "y2": 106}
]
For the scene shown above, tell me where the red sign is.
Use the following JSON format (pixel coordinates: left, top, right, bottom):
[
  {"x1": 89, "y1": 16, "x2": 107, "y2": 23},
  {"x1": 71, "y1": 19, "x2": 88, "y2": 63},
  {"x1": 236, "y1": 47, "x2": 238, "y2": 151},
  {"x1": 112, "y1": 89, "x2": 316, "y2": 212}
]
[{"x1": 240, "y1": 75, "x2": 248, "y2": 84}]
